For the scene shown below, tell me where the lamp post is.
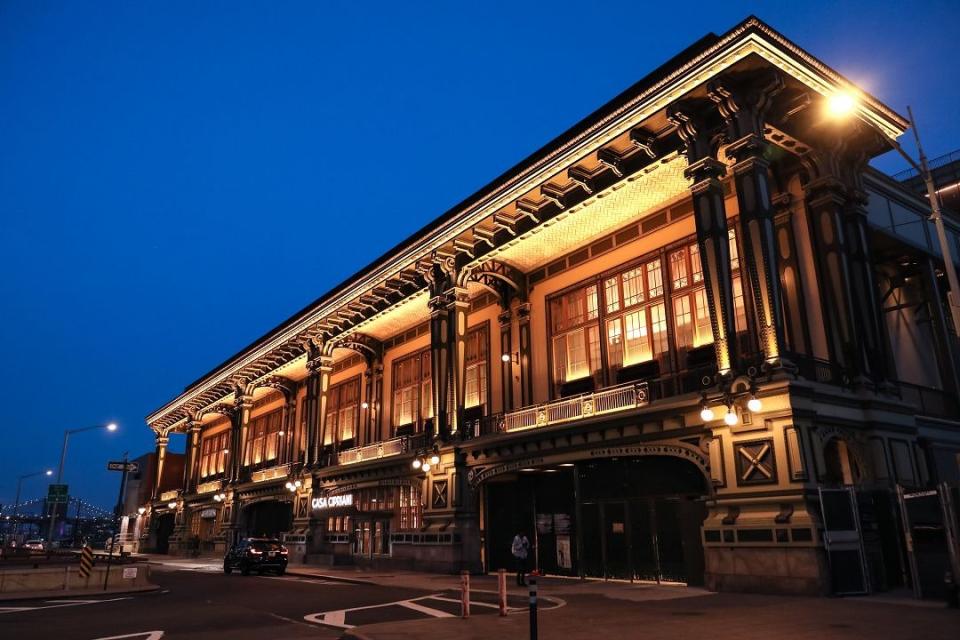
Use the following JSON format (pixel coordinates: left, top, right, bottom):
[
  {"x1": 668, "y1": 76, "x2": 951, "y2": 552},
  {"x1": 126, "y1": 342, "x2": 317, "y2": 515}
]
[
  {"x1": 12, "y1": 469, "x2": 53, "y2": 540},
  {"x1": 828, "y1": 93, "x2": 960, "y2": 336},
  {"x1": 45, "y1": 422, "x2": 118, "y2": 545}
]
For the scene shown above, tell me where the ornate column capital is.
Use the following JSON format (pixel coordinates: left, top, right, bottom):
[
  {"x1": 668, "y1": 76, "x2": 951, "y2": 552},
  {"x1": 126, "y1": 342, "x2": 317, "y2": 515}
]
[{"x1": 708, "y1": 68, "x2": 784, "y2": 160}]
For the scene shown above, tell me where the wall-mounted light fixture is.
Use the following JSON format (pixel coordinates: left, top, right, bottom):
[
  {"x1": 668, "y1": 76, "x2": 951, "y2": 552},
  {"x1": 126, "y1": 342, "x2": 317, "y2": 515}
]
[
  {"x1": 501, "y1": 352, "x2": 519, "y2": 364},
  {"x1": 699, "y1": 379, "x2": 763, "y2": 427},
  {"x1": 412, "y1": 445, "x2": 441, "y2": 473}
]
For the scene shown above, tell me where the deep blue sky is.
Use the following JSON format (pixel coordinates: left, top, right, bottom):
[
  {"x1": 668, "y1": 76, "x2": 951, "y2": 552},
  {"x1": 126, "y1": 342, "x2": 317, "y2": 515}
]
[{"x1": 2, "y1": 1, "x2": 959, "y2": 508}]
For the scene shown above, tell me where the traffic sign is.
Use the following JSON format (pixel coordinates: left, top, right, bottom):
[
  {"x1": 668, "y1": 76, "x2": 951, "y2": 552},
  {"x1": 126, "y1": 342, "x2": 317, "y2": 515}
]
[
  {"x1": 107, "y1": 461, "x2": 139, "y2": 473},
  {"x1": 47, "y1": 483, "x2": 69, "y2": 504}
]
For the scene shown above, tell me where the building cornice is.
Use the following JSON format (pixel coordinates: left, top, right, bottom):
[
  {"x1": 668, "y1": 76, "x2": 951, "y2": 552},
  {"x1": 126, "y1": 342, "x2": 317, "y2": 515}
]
[{"x1": 146, "y1": 15, "x2": 909, "y2": 431}]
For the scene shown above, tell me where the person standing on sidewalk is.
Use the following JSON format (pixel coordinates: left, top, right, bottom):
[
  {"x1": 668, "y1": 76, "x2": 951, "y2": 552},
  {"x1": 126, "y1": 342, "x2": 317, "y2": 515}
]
[{"x1": 511, "y1": 531, "x2": 530, "y2": 586}]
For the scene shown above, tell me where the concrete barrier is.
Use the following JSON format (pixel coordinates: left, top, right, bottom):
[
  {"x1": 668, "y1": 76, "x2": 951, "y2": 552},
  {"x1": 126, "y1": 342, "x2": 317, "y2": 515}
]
[{"x1": 0, "y1": 562, "x2": 153, "y2": 594}]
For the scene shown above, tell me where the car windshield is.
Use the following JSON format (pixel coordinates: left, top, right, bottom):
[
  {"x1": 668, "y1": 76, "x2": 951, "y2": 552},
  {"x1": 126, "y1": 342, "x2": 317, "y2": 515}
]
[{"x1": 249, "y1": 540, "x2": 282, "y2": 551}]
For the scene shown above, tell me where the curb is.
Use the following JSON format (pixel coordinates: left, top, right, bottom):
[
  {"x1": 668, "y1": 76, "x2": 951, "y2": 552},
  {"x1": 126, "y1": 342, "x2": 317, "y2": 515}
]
[{"x1": 0, "y1": 584, "x2": 162, "y2": 603}]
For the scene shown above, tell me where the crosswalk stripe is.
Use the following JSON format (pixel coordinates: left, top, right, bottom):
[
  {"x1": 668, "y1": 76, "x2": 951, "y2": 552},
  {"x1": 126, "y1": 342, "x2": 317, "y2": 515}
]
[{"x1": 397, "y1": 599, "x2": 456, "y2": 618}]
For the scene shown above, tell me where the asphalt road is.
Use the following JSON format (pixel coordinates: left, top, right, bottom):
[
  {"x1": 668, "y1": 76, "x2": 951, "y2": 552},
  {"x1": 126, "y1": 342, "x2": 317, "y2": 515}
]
[{"x1": 0, "y1": 564, "x2": 448, "y2": 640}]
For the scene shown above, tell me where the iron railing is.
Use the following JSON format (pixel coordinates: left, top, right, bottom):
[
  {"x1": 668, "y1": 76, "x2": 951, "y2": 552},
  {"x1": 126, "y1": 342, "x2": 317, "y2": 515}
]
[
  {"x1": 337, "y1": 435, "x2": 409, "y2": 465},
  {"x1": 491, "y1": 381, "x2": 650, "y2": 434}
]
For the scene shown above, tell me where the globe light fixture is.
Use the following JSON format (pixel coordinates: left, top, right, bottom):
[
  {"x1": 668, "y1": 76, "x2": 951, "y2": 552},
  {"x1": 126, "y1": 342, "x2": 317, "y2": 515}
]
[
  {"x1": 361, "y1": 401, "x2": 369, "y2": 409},
  {"x1": 747, "y1": 395, "x2": 762, "y2": 413},
  {"x1": 411, "y1": 458, "x2": 422, "y2": 470},
  {"x1": 137, "y1": 507, "x2": 146, "y2": 516},
  {"x1": 167, "y1": 501, "x2": 177, "y2": 509},
  {"x1": 421, "y1": 462, "x2": 431, "y2": 472},
  {"x1": 700, "y1": 405, "x2": 715, "y2": 422},
  {"x1": 430, "y1": 453, "x2": 440, "y2": 466},
  {"x1": 501, "y1": 353, "x2": 511, "y2": 363},
  {"x1": 724, "y1": 406, "x2": 738, "y2": 426}
]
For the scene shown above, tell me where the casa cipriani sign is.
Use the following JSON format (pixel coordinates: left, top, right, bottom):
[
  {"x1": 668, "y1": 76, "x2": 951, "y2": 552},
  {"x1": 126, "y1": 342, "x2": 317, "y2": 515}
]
[{"x1": 311, "y1": 494, "x2": 353, "y2": 510}]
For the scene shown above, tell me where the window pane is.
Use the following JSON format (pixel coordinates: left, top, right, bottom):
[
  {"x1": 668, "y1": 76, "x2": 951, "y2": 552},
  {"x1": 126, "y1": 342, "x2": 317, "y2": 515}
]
[
  {"x1": 650, "y1": 303, "x2": 668, "y2": 355},
  {"x1": 623, "y1": 310, "x2": 651, "y2": 365},
  {"x1": 566, "y1": 328, "x2": 588, "y2": 380},
  {"x1": 606, "y1": 318, "x2": 623, "y2": 371},
  {"x1": 673, "y1": 294, "x2": 693, "y2": 348},
  {"x1": 622, "y1": 268, "x2": 645, "y2": 306},
  {"x1": 728, "y1": 228, "x2": 740, "y2": 270},
  {"x1": 586, "y1": 285, "x2": 599, "y2": 320},
  {"x1": 690, "y1": 244, "x2": 703, "y2": 283},
  {"x1": 604, "y1": 277, "x2": 620, "y2": 313},
  {"x1": 732, "y1": 276, "x2": 747, "y2": 333},
  {"x1": 553, "y1": 334, "x2": 568, "y2": 383},
  {"x1": 670, "y1": 250, "x2": 688, "y2": 289},
  {"x1": 646, "y1": 260, "x2": 663, "y2": 298},
  {"x1": 694, "y1": 288, "x2": 713, "y2": 346}
]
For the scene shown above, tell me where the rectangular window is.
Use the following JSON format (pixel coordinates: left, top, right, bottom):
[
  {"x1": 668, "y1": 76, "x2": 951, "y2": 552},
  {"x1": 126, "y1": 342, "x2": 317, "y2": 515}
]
[
  {"x1": 245, "y1": 408, "x2": 282, "y2": 466},
  {"x1": 464, "y1": 324, "x2": 489, "y2": 409},
  {"x1": 621, "y1": 268, "x2": 644, "y2": 307},
  {"x1": 200, "y1": 430, "x2": 229, "y2": 478},
  {"x1": 325, "y1": 377, "x2": 360, "y2": 445},
  {"x1": 392, "y1": 350, "x2": 432, "y2": 431},
  {"x1": 550, "y1": 283, "x2": 603, "y2": 394}
]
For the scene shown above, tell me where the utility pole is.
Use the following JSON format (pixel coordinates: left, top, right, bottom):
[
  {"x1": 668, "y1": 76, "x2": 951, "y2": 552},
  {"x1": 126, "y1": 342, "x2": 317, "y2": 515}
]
[{"x1": 906, "y1": 107, "x2": 960, "y2": 335}]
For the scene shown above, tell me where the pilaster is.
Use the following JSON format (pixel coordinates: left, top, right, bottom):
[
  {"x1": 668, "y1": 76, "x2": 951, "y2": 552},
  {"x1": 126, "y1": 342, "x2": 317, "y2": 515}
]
[
  {"x1": 709, "y1": 71, "x2": 792, "y2": 372},
  {"x1": 669, "y1": 101, "x2": 738, "y2": 378}
]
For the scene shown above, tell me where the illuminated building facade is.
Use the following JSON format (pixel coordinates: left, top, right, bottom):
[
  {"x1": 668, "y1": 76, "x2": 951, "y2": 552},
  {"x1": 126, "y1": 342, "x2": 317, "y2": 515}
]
[{"x1": 145, "y1": 17, "x2": 960, "y2": 594}]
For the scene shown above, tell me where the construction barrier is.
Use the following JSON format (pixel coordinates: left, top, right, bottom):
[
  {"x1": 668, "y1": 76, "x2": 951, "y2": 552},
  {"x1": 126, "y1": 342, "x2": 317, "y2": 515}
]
[{"x1": 79, "y1": 545, "x2": 94, "y2": 579}]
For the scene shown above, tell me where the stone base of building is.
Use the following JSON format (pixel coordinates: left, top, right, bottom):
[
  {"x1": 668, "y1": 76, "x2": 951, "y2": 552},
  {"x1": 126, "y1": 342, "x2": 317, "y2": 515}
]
[{"x1": 704, "y1": 546, "x2": 828, "y2": 596}]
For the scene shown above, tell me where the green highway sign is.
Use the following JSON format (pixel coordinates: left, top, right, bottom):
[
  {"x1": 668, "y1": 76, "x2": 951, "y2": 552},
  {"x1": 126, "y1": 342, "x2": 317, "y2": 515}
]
[{"x1": 47, "y1": 483, "x2": 69, "y2": 504}]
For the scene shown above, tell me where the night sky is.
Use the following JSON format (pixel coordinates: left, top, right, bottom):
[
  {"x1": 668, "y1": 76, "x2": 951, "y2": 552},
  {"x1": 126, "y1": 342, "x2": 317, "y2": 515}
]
[{"x1": 2, "y1": 1, "x2": 959, "y2": 509}]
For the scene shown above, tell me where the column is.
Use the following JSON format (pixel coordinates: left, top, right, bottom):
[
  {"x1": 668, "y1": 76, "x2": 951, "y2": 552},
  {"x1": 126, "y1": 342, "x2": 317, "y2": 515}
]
[
  {"x1": 447, "y1": 286, "x2": 469, "y2": 434},
  {"x1": 184, "y1": 421, "x2": 201, "y2": 494},
  {"x1": 668, "y1": 102, "x2": 738, "y2": 377},
  {"x1": 517, "y1": 302, "x2": 533, "y2": 406},
  {"x1": 305, "y1": 355, "x2": 333, "y2": 466},
  {"x1": 363, "y1": 361, "x2": 383, "y2": 444},
  {"x1": 709, "y1": 72, "x2": 791, "y2": 370},
  {"x1": 282, "y1": 395, "x2": 297, "y2": 465},
  {"x1": 802, "y1": 147, "x2": 865, "y2": 380},
  {"x1": 151, "y1": 433, "x2": 169, "y2": 501},
  {"x1": 229, "y1": 392, "x2": 252, "y2": 482},
  {"x1": 429, "y1": 293, "x2": 451, "y2": 438},
  {"x1": 498, "y1": 308, "x2": 514, "y2": 412},
  {"x1": 841, "y1": 188, "x2": 889, "y2": 382}
]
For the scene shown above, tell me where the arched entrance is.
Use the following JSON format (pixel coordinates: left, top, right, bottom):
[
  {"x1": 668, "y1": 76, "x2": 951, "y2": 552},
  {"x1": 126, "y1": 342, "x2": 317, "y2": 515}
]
[
  {"x1": 483, "y1": 455, "x2": 709, "y2": 585},
  {"x1": 242, "y1": 500, "x2": 293, "y2": 538}
]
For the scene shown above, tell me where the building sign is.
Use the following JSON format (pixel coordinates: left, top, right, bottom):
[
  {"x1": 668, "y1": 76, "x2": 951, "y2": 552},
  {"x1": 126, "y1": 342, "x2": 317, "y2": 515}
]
[
  {"x1": 122, "y1": 567, "x2": 138, "y2": 579},
  {"x1": 312, "y1": 494, "x2": 354, "y2": 510}
]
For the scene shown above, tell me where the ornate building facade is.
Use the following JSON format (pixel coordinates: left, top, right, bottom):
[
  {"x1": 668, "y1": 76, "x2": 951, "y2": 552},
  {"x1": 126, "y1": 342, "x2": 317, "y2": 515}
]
[{"x1": 144, "y1": 17, "x2": 960, "y2": 595}]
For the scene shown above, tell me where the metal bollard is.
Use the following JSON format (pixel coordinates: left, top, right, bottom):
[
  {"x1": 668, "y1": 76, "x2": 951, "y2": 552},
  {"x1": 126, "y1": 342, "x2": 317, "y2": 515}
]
[
  {"x1": 528, "y1": 575, "x2": 538, "y2": 640},
  {"x1": 461, "y1": 570, "x2": 470, "y2": 618},
  {"x1": 498, "y1": 568, "x2": 508, "y2": 616}
]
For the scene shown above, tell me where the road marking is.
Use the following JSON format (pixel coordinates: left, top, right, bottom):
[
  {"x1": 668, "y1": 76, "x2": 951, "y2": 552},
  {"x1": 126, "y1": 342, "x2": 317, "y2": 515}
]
[
  {"x1": 261, "y1": 575, "x2": 354, "y2": 586},
  {"x1": 0, "y1": 597, "x2": 131, "y2": 615},
  {"x1": 91, "y1": 632, "x2": 164, "y2": 640},
  {"x1": 397, "y1": 599, "x2": 456, "y2": 618},
  {"x1": 427, "y1": 595, "x2": 503, "y2": 609}
]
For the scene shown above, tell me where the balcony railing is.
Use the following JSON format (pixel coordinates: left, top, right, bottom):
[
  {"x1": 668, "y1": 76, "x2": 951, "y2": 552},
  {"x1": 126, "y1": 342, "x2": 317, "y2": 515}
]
[
  {"x1": 337, "y1": 435, "x2": 410, "y2": 466},
  {"x1": 470, "y1": 382, "x2": 649, "y2": 436},
  {"x1": 249, "y1": 463, "x2": 293, "y2": 483}
]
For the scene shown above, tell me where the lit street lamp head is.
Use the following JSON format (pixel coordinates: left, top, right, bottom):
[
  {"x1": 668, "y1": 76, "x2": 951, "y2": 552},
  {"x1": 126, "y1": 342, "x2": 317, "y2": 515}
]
[
  {"x1": 45, "y1": 469, "x2": 53, "y2": 476},
  {"x1": 106, "y1": 422, "x2": 118, "y2": 432},
  {"x1": 826, "y1": 91, "x2": 857, "y2": 118}
]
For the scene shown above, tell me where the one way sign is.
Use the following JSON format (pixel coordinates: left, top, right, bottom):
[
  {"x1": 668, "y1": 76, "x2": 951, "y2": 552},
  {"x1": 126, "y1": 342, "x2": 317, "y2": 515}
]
[{"x1": 107, "y1": 461, "x2": 139, "y2": 473}]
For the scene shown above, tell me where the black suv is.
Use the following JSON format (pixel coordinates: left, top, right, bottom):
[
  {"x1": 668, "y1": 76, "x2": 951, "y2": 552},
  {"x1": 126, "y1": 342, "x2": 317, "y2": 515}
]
[{"x1": 223, "y1": 538, "x2": 288, "y2": 576}]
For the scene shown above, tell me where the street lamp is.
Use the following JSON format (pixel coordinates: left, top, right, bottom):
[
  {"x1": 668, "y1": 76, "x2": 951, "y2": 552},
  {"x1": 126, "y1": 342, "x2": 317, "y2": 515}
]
[
  {"x1": 828, "y1": 91, "x2": 960, "y2": 335},
  {"x1": 46, "y1": 422, "x2": 119, "y2": 544},
  {"x1": 11, "y1": 469, "x2": 53, "y2": 539}
]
